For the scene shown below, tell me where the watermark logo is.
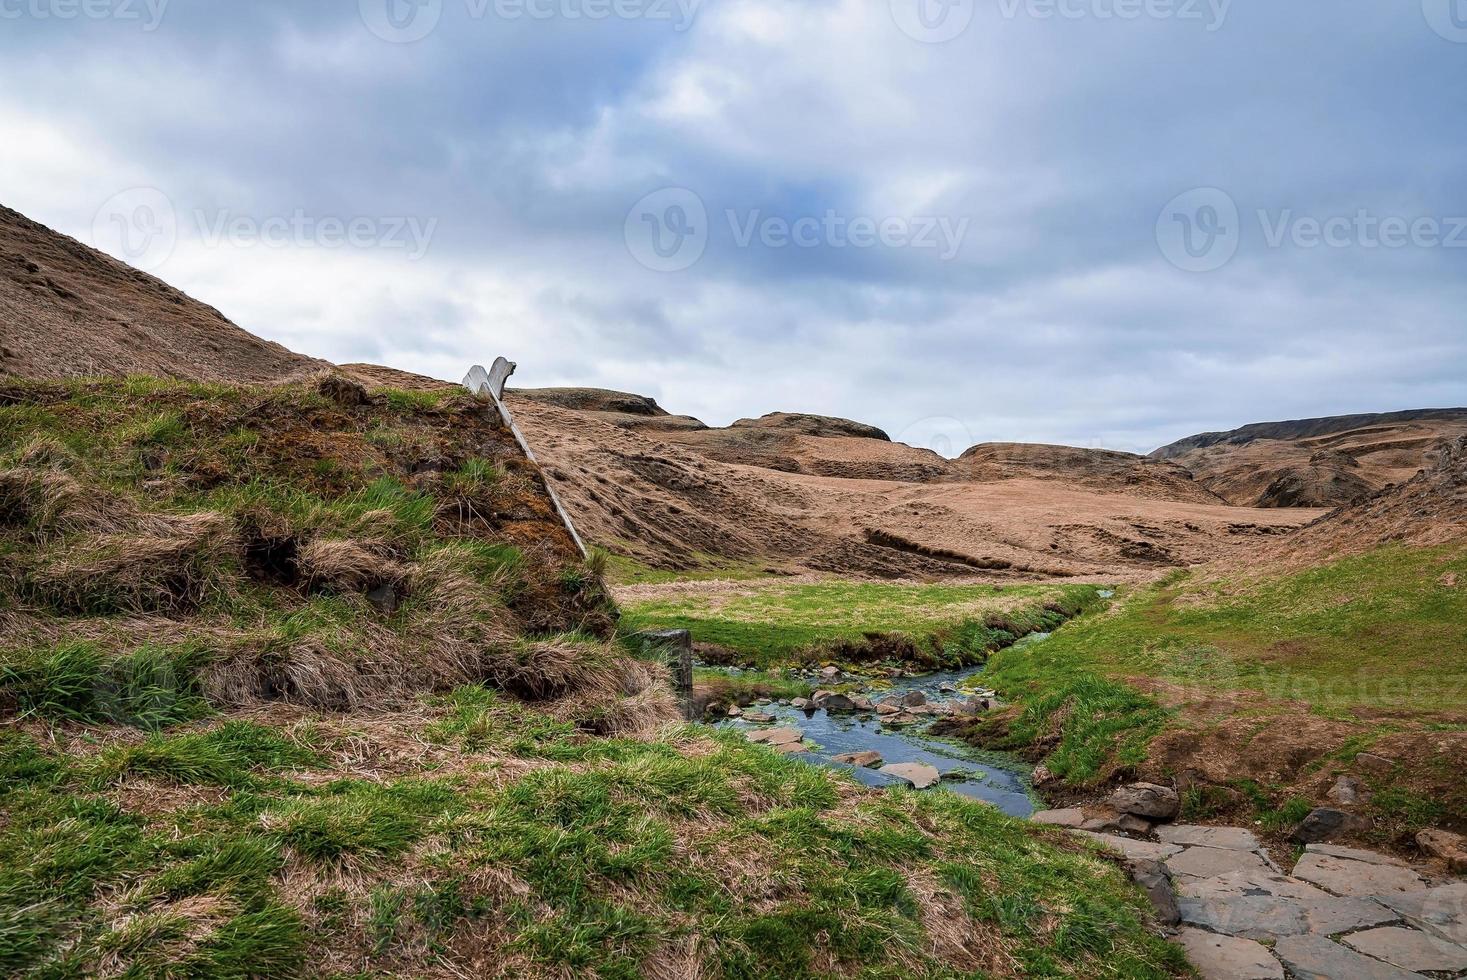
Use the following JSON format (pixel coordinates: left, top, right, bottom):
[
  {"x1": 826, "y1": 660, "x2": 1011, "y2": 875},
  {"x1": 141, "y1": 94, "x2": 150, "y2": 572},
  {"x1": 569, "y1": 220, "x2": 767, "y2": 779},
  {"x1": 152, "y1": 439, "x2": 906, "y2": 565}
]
[
  {"x1": 92, "y1": 189, "x2": 439, "y2": 270},
  {"x1": 0, "y1": 0, "x2": 170, "y2": 30},
  {"x1": 625, "y1": 187, "x2": 709, "y2": 272},
  {"x1": 361, "y1": 0, "x2": 699, "y2": 41},
  {"x1": 194, "y1": 210, "x2": 437, "y2": 259},
  {"x1": 1423, "y1": 0, "x2": 1467, "y2": 42},
  {"x1": 624, "y1": 191, "x2": 971, "y2": 272},
  {"x1": 1156, "y1": 187, "x2": 1240, "y2": 273},
  {"x1": 360, "y1": 0, "x2": 443, "y2": 42},
  {"x1": 889, "y1": 0, "x2": 974, "y2": 42},
  {"x1": 1159, "y1": 187, "x2": 1467, "y2": 273},
  {"x1": 727, "y1": 210, "x2": 968, "y2": 259},
  {"x1": 996, "y1": 0, "x2": 1231, "y2": 31},
  {"x1": 93, "y1": 187, "x2": 178, "y2": 272},
  {"x1": 895, "y1": 416, "x2": 976, "y2": 458}
]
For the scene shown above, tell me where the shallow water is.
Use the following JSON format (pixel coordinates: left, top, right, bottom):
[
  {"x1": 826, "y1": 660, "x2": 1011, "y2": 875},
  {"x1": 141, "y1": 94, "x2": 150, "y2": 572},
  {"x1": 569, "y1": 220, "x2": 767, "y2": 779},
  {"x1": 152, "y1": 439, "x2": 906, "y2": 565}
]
[{"x1": 713, "y1": 662, "x2": 1038, "y2": 817}]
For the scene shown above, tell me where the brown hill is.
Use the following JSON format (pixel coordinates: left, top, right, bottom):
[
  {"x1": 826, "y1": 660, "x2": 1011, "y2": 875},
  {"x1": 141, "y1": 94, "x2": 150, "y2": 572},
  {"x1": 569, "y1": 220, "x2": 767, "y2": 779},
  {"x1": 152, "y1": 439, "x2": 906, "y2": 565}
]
[
  {"x1": 505, "y1": 390, "x2": 1315, "y2": 581},
  {"x1": 956, "y1": 442, "x2": 1223, "y2": 504},
  {"x1": 1154, "y1": 411, "x2": 1467, "y2": 508},
  {"x1": 0, "y1": 205, "x2": 323, "y2": 383},
  {"x1": 0, "y1": 203, "x2": 1331, "y2": 581},
  {"x1": 1261, "y1": 434, "x2": 1467, "y2": 566}
]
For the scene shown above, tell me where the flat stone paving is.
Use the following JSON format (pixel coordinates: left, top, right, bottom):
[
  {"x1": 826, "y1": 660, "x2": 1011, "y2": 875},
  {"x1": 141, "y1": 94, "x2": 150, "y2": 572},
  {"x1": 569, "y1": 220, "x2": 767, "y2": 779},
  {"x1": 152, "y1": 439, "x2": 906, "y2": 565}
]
[
  {"x1": 1165, "y1": 844, "x2": 1271, "y2": 880},
  {"x1": 1293, "y1": 852, "x2": 1425, "y2": 897},
  {"x1": 1053, "y1": 821, "x2": 1467, "y2": 979},
  {"x1": 1343, "y1": 927, "x2": 1467, "y2": 973}
]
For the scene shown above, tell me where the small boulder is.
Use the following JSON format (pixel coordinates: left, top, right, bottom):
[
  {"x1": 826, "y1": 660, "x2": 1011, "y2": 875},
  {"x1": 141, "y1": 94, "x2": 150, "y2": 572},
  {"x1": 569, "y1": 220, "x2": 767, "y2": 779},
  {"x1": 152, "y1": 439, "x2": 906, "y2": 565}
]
[
  {"x1": 743, "y1": 713, "x2": 775, "y2": 724},
  {"x1": 818, "y1": 693, "x2": 858, "y2": 713},
  {"x1": 1031, "y1": 765, "x2": 1056, "y2": 786},
  {"x1": 1327, "y1": 775, "x2": 1363, "y2": 805},
  {"x1": 1110, "y1": 782, "x2": 1180, "y2": 822},
  {"x1": 850, "y1": 696, "x2": 874, "y2": 712},
  {"x1": 1290, "y1": 807, "x2": 1367, "y2": 845},
  {"x1": 1127, "y1": 859, "x2": 1180, "y2": 927},
  {"x1": 833, "y1": 750, "x2": 883, "y2": 768},
  {"x1": 875, "y1": 702, "x2": 902, "y2": 716},
  {"x1": 726, "y1": 705, "x2": 743, "y2": 719},
  {"x1": 881, "y1": 763, "x2": 941, "y2": 789},
  {"x1": 820, "y1": 666, "x2": 842, "y2": 680},
  {"x1": 791, "y1": 697, "x2": 812, "y2": 711},
  {"x1": 895, "y1": 691, "x2": 928, "y2": 708},
  {"x1": 747, "y1": 727, "x2": 803, "y2": 747},
  {"x1": 939, "y1": 682, "x2": 958, "y2": 694},
  {"x1": 1417, "y1": 828, "x2": 1467, "y2": 873}
]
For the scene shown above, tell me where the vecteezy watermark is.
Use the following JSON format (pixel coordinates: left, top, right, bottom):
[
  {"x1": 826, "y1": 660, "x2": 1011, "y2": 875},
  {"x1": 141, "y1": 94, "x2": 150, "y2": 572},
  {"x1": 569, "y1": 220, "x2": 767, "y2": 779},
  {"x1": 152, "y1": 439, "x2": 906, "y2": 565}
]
[
  {"x1": 889, "y1": 0, "x2": 975, "y2": 43},
  {"x1": 1422, "y1": 0, "x2": 1467, "y2": 42},
  {"x1": 93, "y1": 187, "x2": 179, "y2": 272},
  {"x1": 891, "y1": 0, "x2": 1229, "y2": 41},
  {"x1": 93, "y1": 188, "x2": 438, "y2": 272},
  {"x1": 894, "y1": 416, "x2": 976, "y2": 458},
  {"x1": 0, "y1": 0, "x2": 169, "y2": 30},
  {"x1": 997, "y1": 0, "x2": 1231, "y2": 30},
  {"x1": 727, "y1": 210, "x2": 969, "y2": 259},
  {"x1": 195, "y1": 210, "x2": 437, "y2": 260},
  {"x1": 1157, "y1": 187, "x2": 1467, "y2": 273},
  {"x1": 625, "y1": 187, "x2": 709, "y2": 272},
  {"x1": 624, "y1": 187, "x2": 971, "y2": 271},
  {"x1": 1156, "y1": 188, "x2": 1240, "y2": 273},
  {"x1": 359, "y1": 0, "x2": 701, "y2": 42}
]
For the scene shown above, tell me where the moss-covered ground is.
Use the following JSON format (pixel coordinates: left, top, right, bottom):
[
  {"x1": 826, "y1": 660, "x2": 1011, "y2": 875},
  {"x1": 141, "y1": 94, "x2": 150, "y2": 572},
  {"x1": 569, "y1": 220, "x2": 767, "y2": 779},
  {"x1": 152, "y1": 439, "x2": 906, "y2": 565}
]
[{"x1": 619, "y1": 579, "x2": 1104, "y2": 672}]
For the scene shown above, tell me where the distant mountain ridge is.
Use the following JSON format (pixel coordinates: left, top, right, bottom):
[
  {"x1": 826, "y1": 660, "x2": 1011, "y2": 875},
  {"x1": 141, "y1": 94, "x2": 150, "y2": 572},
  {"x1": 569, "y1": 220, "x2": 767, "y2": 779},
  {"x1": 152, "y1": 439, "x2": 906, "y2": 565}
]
[
  {"x1": 1153, "y1": 409, "x2": 1467, "y2": 508},
  {"x1": 1151, "y1": 408, "x2": 1467, "y2": 459}
]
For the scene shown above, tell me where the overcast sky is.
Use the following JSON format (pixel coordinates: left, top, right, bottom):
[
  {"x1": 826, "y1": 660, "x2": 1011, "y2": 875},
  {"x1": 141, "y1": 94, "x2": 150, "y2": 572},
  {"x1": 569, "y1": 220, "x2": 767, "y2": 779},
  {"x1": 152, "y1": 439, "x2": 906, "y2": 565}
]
[{"x1": 3, "y1": 0, "x2": 1465, "y2": 453}]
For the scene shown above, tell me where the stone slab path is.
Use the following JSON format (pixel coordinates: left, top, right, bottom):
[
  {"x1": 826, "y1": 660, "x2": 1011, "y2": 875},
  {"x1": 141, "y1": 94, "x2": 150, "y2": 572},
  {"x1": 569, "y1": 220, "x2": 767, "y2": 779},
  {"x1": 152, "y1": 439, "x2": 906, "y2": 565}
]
[{"x1": 1058, "y1": 822, "x2": 1467, "y2": 980}]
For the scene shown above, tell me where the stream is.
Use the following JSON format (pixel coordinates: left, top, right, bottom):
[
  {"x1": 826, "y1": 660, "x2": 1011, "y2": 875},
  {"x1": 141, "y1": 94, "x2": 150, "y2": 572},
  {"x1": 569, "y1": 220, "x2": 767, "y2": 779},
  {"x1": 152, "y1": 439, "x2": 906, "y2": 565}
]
[
  {"x1": 704, "y1": 591, "x2": 1115, "y2": 817},
  {"x1": 711, "y1": 647, "x2": 1051, "y2": 818}
]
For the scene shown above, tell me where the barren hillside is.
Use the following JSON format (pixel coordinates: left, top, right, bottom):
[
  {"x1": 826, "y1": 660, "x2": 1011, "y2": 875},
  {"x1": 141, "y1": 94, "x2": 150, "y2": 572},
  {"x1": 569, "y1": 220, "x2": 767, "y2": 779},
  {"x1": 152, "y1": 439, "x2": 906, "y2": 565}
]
[
  {"x1": 3, "y1": 202, "x2": 1450, "y2": 585},
  {"x1": 504, "y1": 390, "x2": 1316, "y2": 581},
  {"x1": 0, "y1": 205, "x2": 323, "y2": 382},
  {"x1": 1258, "y1": 433, "x2": 1467, "y2": 566},
  {"x1": 1154, "y1": 410, "x2": 1467, "y2": 508}
]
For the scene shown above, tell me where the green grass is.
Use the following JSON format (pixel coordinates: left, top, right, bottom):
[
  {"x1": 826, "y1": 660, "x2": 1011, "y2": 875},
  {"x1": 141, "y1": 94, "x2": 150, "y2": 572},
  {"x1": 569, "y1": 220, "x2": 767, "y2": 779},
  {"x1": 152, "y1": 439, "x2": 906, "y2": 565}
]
[
  {"x1": 0, "y1": 689, "x2": 1188, "y2": 979},
  {"x1": 619, "y1": 579, "x2": 1103, "y2": 670},
  {"x1": 987, "y1": 544, "x2": 1466, "y2": 715},
  {"x1": 966, "y1": 543, "x2": 1467, "y2": 821},
  {"x1": 693, "y1": 667, "x2": 815, "y2": 705},
  {"x1": 1, "y1": 642, "x2": 213, "y2": 730}
]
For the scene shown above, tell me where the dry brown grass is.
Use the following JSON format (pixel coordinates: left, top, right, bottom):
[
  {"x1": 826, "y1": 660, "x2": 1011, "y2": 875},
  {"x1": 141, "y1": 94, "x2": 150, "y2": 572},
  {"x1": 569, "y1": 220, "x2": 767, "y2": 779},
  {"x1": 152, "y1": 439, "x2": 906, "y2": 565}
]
[
  {"x1": 297, "y1": 537, "x2": 409, "y2": 595},
  {"x1": 24, "y1": 512, "x2": 238, "y2": 614}
]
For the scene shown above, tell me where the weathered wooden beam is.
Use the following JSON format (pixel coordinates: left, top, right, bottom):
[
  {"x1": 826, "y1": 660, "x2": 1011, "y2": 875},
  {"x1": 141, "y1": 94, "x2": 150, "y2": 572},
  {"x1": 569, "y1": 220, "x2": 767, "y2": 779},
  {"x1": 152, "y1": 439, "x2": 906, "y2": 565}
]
[{"x1": 463, "y1": 358, "x2": 588, "y2": 559}]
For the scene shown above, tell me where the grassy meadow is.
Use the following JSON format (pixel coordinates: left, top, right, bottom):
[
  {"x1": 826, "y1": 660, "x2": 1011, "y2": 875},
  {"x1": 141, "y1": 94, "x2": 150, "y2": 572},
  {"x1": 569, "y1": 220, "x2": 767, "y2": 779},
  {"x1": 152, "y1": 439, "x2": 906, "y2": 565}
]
[
  {"x1": 957, "y1": 543, "x2": 1467, "y2": 838},
  {"x1": 618, "y1": 579, "x2": 1105, "y2": 671},
  {"x1": 0, "y1": 377, "x2": 1187, "y2": 978}
]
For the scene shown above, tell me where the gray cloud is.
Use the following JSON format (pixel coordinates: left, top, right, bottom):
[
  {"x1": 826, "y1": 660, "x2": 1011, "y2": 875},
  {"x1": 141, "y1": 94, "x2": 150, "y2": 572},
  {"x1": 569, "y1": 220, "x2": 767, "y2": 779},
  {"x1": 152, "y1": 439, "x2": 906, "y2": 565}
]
[{"x1": 0, "y1": 0, "x2": 1463, "y2": 453}]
